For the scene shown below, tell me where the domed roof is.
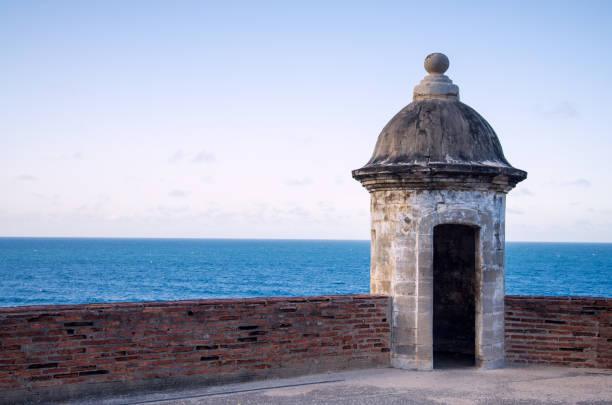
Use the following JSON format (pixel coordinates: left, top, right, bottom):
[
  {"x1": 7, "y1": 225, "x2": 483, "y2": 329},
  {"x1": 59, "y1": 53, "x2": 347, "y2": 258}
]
[
  {"x1": 365, "y1": 99, "x2": 513, "y2": 168},
  {"x1": 353, "y1": 53, "x2": 526, "y2": 191}
]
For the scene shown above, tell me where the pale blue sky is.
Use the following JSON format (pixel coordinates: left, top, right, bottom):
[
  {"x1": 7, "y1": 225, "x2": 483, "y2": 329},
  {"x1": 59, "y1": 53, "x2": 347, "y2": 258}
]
[{"x1": 1, "y1": 1, "x2": 611, "y2": 241}]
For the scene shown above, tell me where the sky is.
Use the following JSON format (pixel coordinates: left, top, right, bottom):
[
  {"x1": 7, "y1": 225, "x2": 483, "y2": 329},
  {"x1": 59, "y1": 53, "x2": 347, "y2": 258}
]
[{"x1": 1, "y1": 1, "x2": 611, "y2": 242}]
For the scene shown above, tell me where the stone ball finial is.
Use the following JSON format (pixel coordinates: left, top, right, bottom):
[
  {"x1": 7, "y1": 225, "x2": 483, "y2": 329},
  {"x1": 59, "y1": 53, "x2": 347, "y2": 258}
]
[{"x1": 424, "y1": 53, "x2": 449, "y2": 74}]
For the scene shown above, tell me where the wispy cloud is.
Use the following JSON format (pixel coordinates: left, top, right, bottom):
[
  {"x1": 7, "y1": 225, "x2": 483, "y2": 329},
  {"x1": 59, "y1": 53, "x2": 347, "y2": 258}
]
[
  {"x1": 535, "y1": 101, "x2": 579, "y2": 118},
  {"x1": 169, "y1": 189, "x2": 190, "y2": 198},
  {"x1": 562, "y1": 178, "x2": 590, "y2": 188},
  {"x1": 317, "y1": 200, "x2": 336, "y2": 213},
  {"x1": 168, "y1": 150, "x2": 186, "y2": 163},
  {"x1": 587, "y1": 208, "x2": 612, "y2": 215},
  {"x1": 16, "y1": 174, "x2": 37, "y2": 181},
  {"x1": 169, "y1": 149, "x2": 215, "y2": 164},
  {"x1": 514, "y1": 187, "x2": 533, "y2": 196},
  {"x1": 285, "y1": 177, "x2": 312, "y2": 186},
  {"x1": 191, "y1": 150, "x2": 215, "y2": 163},
  {"x1": 283, "y1": 205, "x2": 310, "y2": 219},
  {"x1": 288, "y1": 135, "x2": 313, "y2": 143},
  {"x1": 507, "y1": 208, "x2": 524, "y2": 215},
  {"x1": 157, "y1": 204, "x2": 190, "y2": 215},
  {"x1": 59, "y1": 152, "x2": 83, "y2": 160}
]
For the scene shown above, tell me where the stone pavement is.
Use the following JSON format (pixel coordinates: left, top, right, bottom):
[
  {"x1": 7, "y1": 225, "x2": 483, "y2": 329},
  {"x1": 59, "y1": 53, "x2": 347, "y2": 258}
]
[{"x1": 72, "y1": 365, "x2": 612, "y2": 405}]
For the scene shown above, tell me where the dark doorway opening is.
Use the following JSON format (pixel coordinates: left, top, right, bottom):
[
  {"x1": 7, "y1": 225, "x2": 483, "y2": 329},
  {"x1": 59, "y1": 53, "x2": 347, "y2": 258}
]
[{"x1": 433, "y1": 224, "x2": 476, "y2": 368}]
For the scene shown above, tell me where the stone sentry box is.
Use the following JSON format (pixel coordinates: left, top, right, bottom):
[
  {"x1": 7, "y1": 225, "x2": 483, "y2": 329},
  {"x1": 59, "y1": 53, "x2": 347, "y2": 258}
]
[{"x1": 353, "y1": 53, "x2": 527, "y2": 370}]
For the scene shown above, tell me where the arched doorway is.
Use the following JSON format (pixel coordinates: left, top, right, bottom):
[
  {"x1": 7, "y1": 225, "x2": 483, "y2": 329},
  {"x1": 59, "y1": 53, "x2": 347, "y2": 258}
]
[{"x1": 433, "y1": 224, "x2": 477, "y2": 368}]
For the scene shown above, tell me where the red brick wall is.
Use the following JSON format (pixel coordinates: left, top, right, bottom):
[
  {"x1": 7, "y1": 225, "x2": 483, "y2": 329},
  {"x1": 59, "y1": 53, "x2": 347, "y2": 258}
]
[
  {"x1": 2, "y1": 294, "x2": 610, "y2": 403},
  {"x1": 505, "y1": 296, "x2": 612, "y2": 368},
  {"x1": 0, "y1": 295, "x2": 390, "y2": 403}
]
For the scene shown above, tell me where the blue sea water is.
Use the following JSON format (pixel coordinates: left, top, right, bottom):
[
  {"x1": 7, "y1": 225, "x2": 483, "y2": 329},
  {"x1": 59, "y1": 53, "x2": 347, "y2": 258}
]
[{"x1": 0, "y1": 238, "x2": 610, "y2": 307}]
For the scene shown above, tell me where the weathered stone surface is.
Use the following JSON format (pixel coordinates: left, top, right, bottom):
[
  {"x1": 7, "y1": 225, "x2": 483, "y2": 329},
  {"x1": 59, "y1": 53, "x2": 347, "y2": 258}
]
[
  {"x1": 364, "y1": 189, "x2": 508, "y2": 369},
  {"x1": 353, "y1": 53, "x2": 526, "y2": 370},
  {"x1": 352, "y1": 67, "x2": 527, "y2": 192},
  {"x1": 359, "y1": 99, "x2": 512, "y2": 167}
]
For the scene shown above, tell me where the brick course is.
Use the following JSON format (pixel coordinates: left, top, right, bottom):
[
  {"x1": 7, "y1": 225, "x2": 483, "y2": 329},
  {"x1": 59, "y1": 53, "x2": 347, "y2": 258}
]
[
  {"x1": 505, "y1": 296, "x2": 611, "y2": 368},
  {"x1": 0, "y1": 295, "x2": 390, "y2": 403},
  {"x1": 1, "y1": 294, "x2": 610, "y2": 403}
]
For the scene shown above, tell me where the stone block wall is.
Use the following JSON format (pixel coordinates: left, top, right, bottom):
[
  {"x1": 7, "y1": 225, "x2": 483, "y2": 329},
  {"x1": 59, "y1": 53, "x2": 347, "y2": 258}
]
[
  {"x1": 0, "y1": 295, "x2": 390, "y2": 404},
  {"x1": 505, "y1": 296, "x2": 611, "y2": 368},
  {"x1": 369, "y1": 188, "x2": 507, "y2": 370}
]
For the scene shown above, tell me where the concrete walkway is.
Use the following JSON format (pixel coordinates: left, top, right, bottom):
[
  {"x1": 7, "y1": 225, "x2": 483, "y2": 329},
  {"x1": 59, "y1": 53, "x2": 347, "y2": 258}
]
[{"x1": 73, "y1": 365, "x2": 612, "y2": 405}]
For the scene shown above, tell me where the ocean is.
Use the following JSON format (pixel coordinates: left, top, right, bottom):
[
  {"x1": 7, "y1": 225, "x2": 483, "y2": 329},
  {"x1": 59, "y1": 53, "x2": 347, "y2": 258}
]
[{"x1": 0, "y1": 238, "x2": 610, "y2": 307}]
